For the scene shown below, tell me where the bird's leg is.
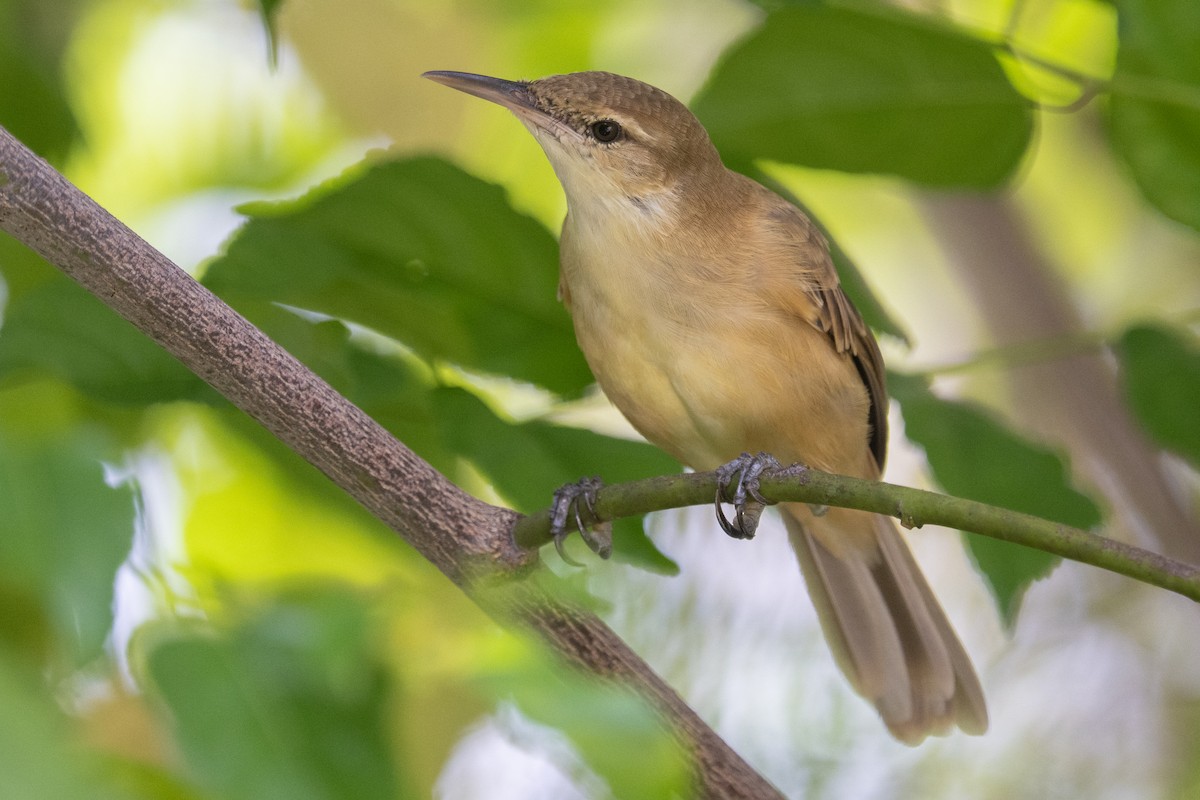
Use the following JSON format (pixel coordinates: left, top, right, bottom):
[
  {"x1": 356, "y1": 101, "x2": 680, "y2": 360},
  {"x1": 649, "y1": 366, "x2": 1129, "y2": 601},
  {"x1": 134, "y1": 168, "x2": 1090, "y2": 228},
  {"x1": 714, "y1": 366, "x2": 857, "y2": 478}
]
[
  {"x1": 548, "y1": 476, "x2": 613, "y2": 565},
  {"x1": 714, "y1": 452, "x2": 784, "y2": 539}
]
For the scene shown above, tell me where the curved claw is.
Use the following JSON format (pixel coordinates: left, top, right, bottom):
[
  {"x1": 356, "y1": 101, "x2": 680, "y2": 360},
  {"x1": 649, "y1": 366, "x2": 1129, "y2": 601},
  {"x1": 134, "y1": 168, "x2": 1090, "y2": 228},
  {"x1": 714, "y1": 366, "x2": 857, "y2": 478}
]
[
  {"x1": 713, "y1": 452, "x2": 785, "y2": 540},
  {"x1": 554, "y1": 531, "x2": 587, "y2": 567},
  {"x1": 549, "y1": 476, "x2": 610, "y2": 565},
  {"x1": 714, "y1": 486, "x2": 742, "y2": 537}
]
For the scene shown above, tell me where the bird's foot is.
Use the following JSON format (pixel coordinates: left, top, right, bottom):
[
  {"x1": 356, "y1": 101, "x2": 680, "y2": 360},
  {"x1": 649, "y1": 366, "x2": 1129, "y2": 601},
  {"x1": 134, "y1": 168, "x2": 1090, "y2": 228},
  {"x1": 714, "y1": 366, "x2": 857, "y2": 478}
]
[
  {"x1": 549, "y1": 476, "x2": 612, "y2": 565},
  {"x1": 714, "y1": 452, "x2": 784, "y2": 540}
]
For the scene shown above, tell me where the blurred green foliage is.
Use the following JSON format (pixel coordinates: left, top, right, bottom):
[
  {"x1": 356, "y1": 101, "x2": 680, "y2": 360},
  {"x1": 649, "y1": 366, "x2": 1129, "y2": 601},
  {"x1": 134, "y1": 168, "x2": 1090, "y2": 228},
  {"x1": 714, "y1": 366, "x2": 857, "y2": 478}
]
[
  {"x1": 1116, "y1": 324, "x2": 1200, "y2": 468},
  {"x1": 890, "y1": 373, "x2": 1101, "y2": 623},
  {"x1": 136, "y1": 584, "x2": 691, "y2": 799},
  {"x1": 0, "y1": 655, "x2": 137, "y2": 800},
  {"x1": 1109, "y1": 0, "x2": 1200, "y2": 231},
  {"x1": 204, "y1": 158, "x2": 592, "y2": 397},
  {"x1": 0, "y1": 0, "x2": 1197, "y2": 797},
  {"x1": 0, "y1": 276, "x2": 209, "y2": 405},
  {"x1": 695, "y1": 4, "x2": 1033, "y2": 186},
  {"x1": 0, "y1": 403, "x2": 136, "y2": 667},
  {"x1": 145, "y1": 588, "x2": 406, "y2": 800},
  {"x1": 0, "y1": 0, "x2": 82, "y2": 162}
]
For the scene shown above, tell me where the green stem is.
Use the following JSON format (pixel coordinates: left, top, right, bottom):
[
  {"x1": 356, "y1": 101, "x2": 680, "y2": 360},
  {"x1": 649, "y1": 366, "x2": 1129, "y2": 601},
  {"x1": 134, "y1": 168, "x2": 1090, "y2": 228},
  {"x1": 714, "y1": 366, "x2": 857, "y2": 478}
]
[
  {"x1": 914, "y1": 328, "x2": 1109, "y2": 376},
  {"x1": 512, "y1": 467, "x2": 1200, "y2": 603},
  {"x1": 912, "y1": 310, "x2": 1199, "y2": 376}
]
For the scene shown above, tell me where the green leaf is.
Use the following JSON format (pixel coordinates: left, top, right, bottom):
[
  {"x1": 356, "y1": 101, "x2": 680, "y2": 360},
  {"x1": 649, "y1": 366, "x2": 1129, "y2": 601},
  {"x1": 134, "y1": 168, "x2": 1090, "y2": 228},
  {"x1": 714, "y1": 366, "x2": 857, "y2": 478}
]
[
  {"x1": 1115, "y1": 324, "x2": 1200, "y2": 467},
  {"x1": 0, "y1": 276, "x2": 210, "y2": 405},
  {"x1": 890, "y1": 373, "x2": 1102, "y2": 622},
  {"x1": 0, "y1": 414, "x2": 136, "y2": 666},
  {"x1": 203, "y1": 157, "x2": 593, "y2": 397},
  {"x1": 431, "y1": 387, "x2": 680, "y2": 574},
  {"x1": 473, "y1": 644, "x2": 692, "y2": 798},
  {"x1": 693, "y1": 5, "x2": 1033, "y2": 187},
  {"x1": 146, "y1": 587, "x2": 407, "y2": 800},
  {"x1": 0, "y1": 656, "x2": 133, "y2": 800},
  {"x1": 1109, "y1": 0, "x2": 1200, "y2": 231},
  {"x1": 0, "y1": 2, "x2": 81, "y2": 164}
]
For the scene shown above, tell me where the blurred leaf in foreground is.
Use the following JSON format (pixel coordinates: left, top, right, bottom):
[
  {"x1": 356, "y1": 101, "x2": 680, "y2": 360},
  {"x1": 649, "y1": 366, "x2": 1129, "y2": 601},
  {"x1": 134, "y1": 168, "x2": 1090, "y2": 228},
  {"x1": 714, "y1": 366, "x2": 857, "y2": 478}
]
[
  {"x1": 0, "y1": 396, "x2": 136, "y2": 666},
  {"x1": 145, "y1": 586, "x2": 408, "y2": 800},
  {"x1": 471, "y1": 637, "x2": 692, "y2": 799},
  {"x1": 0, "y1": 656, "x2": 133, "y2": 800}
]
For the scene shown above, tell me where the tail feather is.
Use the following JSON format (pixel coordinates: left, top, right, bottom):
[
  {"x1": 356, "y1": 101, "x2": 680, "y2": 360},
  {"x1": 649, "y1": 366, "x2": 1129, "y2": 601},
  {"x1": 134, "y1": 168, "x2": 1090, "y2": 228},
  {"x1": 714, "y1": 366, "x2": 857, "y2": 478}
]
[{"x1": 783, "y1": 503, "x2": 987, "y2": 744}]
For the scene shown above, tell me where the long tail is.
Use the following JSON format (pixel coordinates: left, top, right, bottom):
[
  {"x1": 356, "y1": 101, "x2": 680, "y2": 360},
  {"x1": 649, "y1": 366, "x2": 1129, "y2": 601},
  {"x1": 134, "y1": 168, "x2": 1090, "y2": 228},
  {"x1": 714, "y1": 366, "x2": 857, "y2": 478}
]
[{"x1": 782, "y1": 503, "x2": 987, "y2": 744}]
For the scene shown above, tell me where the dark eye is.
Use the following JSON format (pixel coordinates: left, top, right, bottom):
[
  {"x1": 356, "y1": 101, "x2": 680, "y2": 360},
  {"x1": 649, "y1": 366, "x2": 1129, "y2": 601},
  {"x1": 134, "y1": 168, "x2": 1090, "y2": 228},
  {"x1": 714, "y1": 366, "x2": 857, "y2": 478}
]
[{"x1": 590, "y1": 119, "x2": 622, "y2": 143}]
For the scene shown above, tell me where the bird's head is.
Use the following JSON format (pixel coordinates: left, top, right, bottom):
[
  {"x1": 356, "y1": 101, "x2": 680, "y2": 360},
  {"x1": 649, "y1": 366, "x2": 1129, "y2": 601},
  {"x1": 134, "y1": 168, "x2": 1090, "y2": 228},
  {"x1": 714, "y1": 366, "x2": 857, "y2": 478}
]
[{"x1": 424, "y1": 70, "x2": 722, "y2": 211}]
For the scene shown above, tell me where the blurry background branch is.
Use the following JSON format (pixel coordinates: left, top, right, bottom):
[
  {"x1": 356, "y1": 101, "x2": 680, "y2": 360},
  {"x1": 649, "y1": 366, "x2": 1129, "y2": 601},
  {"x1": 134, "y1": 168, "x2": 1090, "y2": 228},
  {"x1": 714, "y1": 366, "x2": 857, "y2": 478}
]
[{"x1": 920, "y1": 194, "x2": 1200, "y2": 565}]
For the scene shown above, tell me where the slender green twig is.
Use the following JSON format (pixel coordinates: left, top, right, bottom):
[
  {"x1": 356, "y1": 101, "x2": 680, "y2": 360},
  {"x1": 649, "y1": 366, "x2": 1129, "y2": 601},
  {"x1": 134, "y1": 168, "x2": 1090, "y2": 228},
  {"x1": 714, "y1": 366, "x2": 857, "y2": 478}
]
[
  {"x1": 911, "y1": 310, "x2": 1200, "y2": 377},
  {"x1": 914, "y1": 328, "x2": 1110, "y2": 376},
  {"x1": 512, "y1": 467, "x2": 1200, "y2": 603}
]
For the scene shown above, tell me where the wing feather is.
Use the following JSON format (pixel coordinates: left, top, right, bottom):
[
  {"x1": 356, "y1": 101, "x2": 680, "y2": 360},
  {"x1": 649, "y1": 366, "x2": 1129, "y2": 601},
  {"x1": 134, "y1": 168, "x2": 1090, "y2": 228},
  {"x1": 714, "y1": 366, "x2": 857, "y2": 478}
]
[{"x1": 762, "y1": 202, "x2": 889, "y2": 469}]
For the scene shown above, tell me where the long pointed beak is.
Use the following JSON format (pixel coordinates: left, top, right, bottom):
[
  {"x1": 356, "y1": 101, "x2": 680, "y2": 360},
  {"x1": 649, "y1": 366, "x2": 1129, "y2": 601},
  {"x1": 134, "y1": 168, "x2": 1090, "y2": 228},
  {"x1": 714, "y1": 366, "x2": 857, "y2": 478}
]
[
  {"x1": 422, "y1": 70, "x2": 536, "y2": 114},
  {"x1": 424, "y1": 70, "x2": 581, "y2": 143}
]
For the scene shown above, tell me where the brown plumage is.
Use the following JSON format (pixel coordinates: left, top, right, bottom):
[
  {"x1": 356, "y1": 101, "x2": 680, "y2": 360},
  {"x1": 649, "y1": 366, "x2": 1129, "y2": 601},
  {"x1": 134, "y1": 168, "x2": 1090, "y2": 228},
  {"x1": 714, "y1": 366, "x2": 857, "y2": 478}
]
[{"x1": 425, "y1": 69, "x2": 987, "y2": 743}]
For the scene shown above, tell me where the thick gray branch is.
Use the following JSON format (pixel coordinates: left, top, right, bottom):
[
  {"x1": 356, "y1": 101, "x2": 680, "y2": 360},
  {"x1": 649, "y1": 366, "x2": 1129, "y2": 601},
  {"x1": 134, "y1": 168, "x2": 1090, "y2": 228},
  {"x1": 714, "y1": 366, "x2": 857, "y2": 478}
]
[{"x1": 0, "y1": 127, "x2": 783, "y2": 800}]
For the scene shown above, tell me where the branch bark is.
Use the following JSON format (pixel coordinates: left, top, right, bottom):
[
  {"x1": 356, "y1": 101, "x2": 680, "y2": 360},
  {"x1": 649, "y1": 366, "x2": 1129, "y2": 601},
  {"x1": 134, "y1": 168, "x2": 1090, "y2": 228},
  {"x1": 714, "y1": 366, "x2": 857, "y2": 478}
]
[{"x1": 0, "y1": 127, "x2": 784, "y2": 799}]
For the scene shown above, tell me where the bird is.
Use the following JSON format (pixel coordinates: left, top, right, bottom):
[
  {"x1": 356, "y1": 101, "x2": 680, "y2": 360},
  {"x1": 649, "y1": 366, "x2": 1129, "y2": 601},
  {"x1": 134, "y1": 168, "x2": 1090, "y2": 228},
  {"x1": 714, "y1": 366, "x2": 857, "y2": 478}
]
[{"x1": 423, "y1": 68, "x2": 987, "y2": 744}]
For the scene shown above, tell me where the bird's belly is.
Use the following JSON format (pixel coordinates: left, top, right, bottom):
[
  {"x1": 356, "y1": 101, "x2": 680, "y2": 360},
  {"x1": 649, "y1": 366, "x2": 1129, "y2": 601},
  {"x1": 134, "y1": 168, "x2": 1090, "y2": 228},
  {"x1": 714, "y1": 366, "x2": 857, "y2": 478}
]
[
  {"x1": 569, "y1": 282, "x2": 869, "y2": 474},
  {"x1": 574, "y1": 312, "x2": 730, "y2": 468}
]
